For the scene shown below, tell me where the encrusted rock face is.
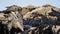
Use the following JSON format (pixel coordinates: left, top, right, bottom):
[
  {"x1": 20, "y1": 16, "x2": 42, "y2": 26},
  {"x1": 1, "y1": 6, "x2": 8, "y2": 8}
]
[
  {"x1": 23, "y1": 7, "x2": 52, "y2": 19},
  {"x1": 0, "y1": 4, "x2": 60, "y2": 34},
  {"x1": 23, "y1": 4, "x2": 60, "y2": 27}
]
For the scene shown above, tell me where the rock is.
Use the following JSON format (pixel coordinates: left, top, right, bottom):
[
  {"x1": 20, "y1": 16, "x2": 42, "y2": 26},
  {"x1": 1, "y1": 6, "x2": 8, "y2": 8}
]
[
  {"x1": 6, "y1": 5, "x2": 22, "y2": 11},
  {"x1": 21, "y1": 8, "x2": 30, "y2": 15}
]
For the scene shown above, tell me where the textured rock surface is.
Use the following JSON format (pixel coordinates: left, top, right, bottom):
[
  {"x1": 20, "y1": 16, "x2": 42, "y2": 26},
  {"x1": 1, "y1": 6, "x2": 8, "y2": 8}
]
[{"x1": 0, "y1": 4, "x2": 60, "y2": 34}]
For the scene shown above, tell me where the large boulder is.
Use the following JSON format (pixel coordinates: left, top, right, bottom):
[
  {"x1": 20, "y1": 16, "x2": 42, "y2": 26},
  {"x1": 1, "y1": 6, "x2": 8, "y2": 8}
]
[
  {"x1": 21, "y1": 5, "x2": 39, "y2": 16},
  {"x1": 6, "y1": 5, "x2": 22, "y2": 11},
  {"x1": 24, "y1": 5, "x2": 39, "y2": 11}
]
